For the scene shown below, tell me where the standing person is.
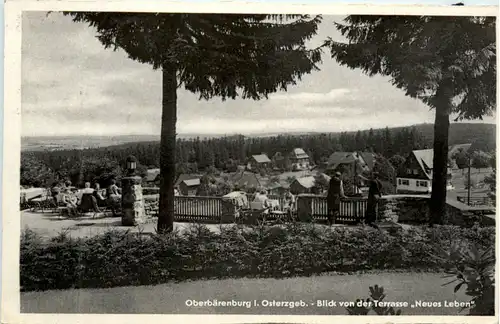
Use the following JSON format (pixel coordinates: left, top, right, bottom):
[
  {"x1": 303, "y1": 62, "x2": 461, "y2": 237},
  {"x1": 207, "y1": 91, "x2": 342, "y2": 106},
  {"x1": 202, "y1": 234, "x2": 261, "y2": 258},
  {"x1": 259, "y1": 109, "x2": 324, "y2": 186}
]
[
  {"x1": 326, "y1": 171, "x2": 347, "y2": 225},
  {"x1": 365, "y1": 172, "x2": 383, "y2": 228}
]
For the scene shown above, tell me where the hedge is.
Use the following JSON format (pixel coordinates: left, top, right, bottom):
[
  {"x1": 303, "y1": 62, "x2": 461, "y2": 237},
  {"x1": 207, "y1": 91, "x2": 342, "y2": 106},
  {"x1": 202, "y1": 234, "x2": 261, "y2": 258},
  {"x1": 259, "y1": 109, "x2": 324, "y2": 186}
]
[{"x1": 20, "y1": 223, "x2": 495, "y2": 292}]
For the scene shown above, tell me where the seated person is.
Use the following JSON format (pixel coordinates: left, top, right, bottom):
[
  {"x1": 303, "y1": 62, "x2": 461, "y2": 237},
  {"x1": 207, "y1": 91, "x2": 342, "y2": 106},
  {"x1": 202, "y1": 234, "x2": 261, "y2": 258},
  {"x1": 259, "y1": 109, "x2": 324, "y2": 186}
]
[
  {"x1": 283, "y1": 190, "x2": 296, "y2": 211},
  {"x1": 93, "y1": 183, "x2": 107, "y2": 207},
  {"x1": 252, "y1": 189, "x2": 271, "y2": 213},
  {"x1": 107, "y1": 179, "x2": 122, "y2": 215},
  {"x1": 108, "y1": 179, "x2": 122, "y2": 198},
  {"x1": 61, "y1": 188, "x2": 78, "y2": 217},
  {"x1": 78, "y1": 182, "x2": 100, "y2": 213}
]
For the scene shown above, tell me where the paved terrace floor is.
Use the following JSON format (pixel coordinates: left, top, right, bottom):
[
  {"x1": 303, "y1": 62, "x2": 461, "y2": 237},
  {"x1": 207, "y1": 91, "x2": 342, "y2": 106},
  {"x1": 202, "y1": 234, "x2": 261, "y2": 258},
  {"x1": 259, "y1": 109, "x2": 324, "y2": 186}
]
[
  {"x1": 21, "y1": 210, "x2": 404, "y2": 239},
  {"x1": 20, "y1": 211, "x2": 234, "y2": 239}
]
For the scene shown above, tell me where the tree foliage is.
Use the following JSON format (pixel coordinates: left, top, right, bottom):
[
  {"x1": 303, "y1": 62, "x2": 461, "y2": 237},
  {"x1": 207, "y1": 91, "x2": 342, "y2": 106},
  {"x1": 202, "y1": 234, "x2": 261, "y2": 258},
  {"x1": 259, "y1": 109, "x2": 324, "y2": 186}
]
[
  {"x1": 325, "y1": 16, "x2": 495, "y2": 119},
  {"x1": 65, "y1": 13, "x2": 322, "y2": 100},
  {"x1": 325, "y1": 14, "x2": 496, "y2": 224},
  {"x1": 63, "y1": 12, "x2": 323, "y2": 232}
]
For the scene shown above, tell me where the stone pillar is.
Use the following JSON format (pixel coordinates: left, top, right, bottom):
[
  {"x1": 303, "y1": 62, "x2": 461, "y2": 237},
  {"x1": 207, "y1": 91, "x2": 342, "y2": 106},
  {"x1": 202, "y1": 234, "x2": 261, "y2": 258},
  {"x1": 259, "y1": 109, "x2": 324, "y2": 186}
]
[
  {"x1": 220, "y1": 199, "x2": 236, "y2": 223},
  {"x1": 121, "y1": 176, "x2": 146, "y2": 226},
  {"x1": 296, "y1": 194, "x2": 313, "y2": 222}
]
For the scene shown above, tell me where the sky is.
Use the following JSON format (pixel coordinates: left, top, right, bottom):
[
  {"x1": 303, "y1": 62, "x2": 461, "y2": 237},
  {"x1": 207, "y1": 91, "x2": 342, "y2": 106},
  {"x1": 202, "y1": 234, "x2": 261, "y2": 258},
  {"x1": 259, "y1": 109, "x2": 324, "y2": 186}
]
[{"x1": 21, "y1": 11, "x2": 497, "y2": 137}]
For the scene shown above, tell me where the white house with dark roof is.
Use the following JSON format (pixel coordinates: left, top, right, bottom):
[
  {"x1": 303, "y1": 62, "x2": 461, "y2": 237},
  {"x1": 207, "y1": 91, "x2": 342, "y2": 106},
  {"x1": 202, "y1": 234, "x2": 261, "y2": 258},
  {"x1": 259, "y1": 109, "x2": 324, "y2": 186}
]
[
  {"x1": 289, "y1": 148, "x2": 311, "y2": 170},
  {"x1": 396, "y1": 149, "x2": 453, "y2": 194}
]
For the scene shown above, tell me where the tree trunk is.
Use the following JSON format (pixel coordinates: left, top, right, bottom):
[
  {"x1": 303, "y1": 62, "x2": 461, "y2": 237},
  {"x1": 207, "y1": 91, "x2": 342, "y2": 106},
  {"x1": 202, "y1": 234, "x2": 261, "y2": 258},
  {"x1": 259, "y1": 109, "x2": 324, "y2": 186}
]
[
  {"x1": 157, "y1": 65, "x2": 177, "y2": 233},
  {"x1": 429, "y1": 82, "x2": 452, "y2": 226}
]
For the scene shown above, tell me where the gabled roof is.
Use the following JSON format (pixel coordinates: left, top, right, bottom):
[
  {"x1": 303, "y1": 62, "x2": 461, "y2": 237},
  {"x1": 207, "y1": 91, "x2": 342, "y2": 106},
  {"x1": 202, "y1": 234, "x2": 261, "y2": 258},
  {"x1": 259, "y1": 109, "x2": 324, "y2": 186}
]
[
  {"x1": 145, "y1": 168, "x2": 161, "y2": 182},
  {"x1": 412, "y1": 149, "x2": 434, "y2": 179},
  {"x1": 294, "y1": 176, "x2": 316, "y2": 189},
  {"x1": 291, "y1": 148, "x2": 309, "y2": 159},
  {"x1": 230, "y1": 171, "x2": 262, "y2": 188},
  {"x1": 175, "y1": 174, "x2": 202, "y2": 187},
  {"x1": 266, "y1": 182, "x2": 283, "y2": 190},
  {"x1": 251, "y1": 154, "x2": 271, "y2": 163},
  {"x1": 413, "y1": 149, "x2": 434, "y2": 170},
  {"x1": 315, "y1": 172, "x2": 332, "y2": 183},
  {"x1": 359, "y1": 152, "x2": 376, "y2": 170},
  {"x1": 181, "y1": 178, "x2": 201, "y2": 187},
  {"x1": 327, "y1": 152, "x2": 367, "y2": 170},
  {"x1": 273, "y1": 152, "x2": 285, "y2": 160},
  {"x1": 327, "y1": 152, "x2": 355, "y2": 165}
]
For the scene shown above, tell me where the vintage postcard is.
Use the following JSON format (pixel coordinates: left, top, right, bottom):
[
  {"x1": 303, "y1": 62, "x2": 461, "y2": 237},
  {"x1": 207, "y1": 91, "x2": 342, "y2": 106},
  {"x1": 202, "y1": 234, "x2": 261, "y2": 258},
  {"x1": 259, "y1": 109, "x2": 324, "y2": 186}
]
[{"x1": 2, "y1": 1, "x2": 498, "y2": 324}]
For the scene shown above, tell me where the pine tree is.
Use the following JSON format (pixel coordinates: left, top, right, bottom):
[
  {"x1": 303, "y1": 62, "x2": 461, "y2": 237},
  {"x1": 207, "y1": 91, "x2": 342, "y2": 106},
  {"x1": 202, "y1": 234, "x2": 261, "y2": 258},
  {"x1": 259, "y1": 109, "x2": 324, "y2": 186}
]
[
  {"x1": 325, "y1": 14, "x2": 496, "y2": 224},
  {"x1": 65, "y1": 12, "x2": 322, "y2": 232}
]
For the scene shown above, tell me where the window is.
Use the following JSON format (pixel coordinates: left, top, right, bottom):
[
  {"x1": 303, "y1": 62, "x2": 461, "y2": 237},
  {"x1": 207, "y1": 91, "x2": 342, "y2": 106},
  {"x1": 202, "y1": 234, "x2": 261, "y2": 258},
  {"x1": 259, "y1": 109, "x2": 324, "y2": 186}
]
[
  {"x1": 401, "y1": 179, "x2": 409, "y2": 186},
  {"x1": 406, "y1": 168, "x2": 412, "y2": 174},
  {"x1": 398, "y1": 179, "x2": 401, "y2": 185},
  {"x1": 418, "y1": 180, "x2": 428, "y2": 187},
  {"x1": 413, "y1": 169, "x2": 419, "y2": 175}
]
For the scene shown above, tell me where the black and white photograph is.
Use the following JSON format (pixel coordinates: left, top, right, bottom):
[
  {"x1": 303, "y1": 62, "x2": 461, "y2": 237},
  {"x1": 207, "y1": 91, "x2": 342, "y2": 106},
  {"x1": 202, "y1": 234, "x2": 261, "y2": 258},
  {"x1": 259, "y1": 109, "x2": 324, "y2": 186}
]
[{"x1": 2, "y1": 1, "x2": 498, "y2": 322}]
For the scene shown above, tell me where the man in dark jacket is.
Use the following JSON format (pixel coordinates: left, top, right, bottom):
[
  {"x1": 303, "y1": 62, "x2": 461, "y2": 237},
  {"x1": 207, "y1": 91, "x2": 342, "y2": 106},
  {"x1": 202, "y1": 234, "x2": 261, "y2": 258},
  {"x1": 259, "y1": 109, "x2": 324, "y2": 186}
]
[
  {"x1": 365, "y1": 172, "x2": 382, "y2": 228},
  {"x1": 326, "y1": 171, "x2": 346, "y2": 225}
]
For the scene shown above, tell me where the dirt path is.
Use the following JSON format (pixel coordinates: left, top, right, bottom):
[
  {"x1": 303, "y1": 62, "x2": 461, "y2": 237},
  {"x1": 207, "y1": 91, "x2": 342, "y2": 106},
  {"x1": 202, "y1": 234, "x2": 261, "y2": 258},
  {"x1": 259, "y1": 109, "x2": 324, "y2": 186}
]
[{"x1": 22, "y1": 272, "x2": 470, "y2": 315}]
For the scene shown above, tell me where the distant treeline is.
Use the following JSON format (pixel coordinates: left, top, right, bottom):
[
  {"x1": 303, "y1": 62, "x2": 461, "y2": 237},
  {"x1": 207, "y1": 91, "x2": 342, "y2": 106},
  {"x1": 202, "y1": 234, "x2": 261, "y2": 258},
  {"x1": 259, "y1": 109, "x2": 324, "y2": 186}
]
[{"x1": 20, "y1": 123, "x2": 496, "y2": 188}]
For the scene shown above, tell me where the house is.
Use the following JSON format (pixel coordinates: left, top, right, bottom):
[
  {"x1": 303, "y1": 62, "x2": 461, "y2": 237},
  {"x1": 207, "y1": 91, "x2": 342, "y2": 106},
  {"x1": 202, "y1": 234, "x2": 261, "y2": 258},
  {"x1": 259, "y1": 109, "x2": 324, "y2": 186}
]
[
  {"x1": 326, "y1": 152, "x2": 370, "y2": 173},
  {"x1": 247, "y1": 154, "x2": 271, "y2": 170},
  {"x1": 289, "y1": 173, "x2": 331, "y2": 195},
  {"x1": 145, "y1": 168, "x2": 161, "y2": 187},
  {"x1": 175, "y1": 174, "x2": 202, "y2": 188},
  {"x1": 289, "y1": 148, "x2": 311, "y2": 170},
  {"x1": 396, "y1": 149, "x2": 453, "y2": 194},
  {"x1": 289, "y1": 176, "x2": 316, "y2": 194},
  {"x1": 265, "y1": 181, "x2": 287, "y2": 196},
  {"x1": 179, "y1": 178, "x2": 201, "y2": 196},
  {"x1": 272, "y1": 152, "x2": 286, "y2": 170},
  {"x1": 174, "y1": 174, "x2": 203, "y2": 195}
]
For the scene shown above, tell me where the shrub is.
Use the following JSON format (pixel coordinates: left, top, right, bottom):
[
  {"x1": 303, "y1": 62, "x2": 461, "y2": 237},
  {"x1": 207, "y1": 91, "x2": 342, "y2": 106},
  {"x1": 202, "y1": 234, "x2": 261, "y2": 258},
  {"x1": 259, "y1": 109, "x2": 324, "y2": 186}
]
[
  {"x1": 20, "y1": 224, "x2": 495, "y2": 292},
  {"x1": 346, "y1": 285, "x2": 402, "y2": 315},
  {"x1": 433, "y1": 240, "x2": 495, "y2": 316}
]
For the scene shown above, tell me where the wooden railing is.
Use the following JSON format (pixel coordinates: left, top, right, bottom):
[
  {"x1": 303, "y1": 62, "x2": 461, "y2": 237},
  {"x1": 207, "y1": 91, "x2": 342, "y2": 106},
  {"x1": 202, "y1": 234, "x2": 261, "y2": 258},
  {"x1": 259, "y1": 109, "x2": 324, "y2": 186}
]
[
  {"x1": 456, "y1": 195, "x2": 492, "y2": 207},
  {"x1": 296, "y1": 194, "x2": 368, "y2": 224},
  {"x1": 144, "y1": 194, "x2": 369, "y2": 224},
  {"x1": 175, "y1": 196, "x2": 224, "y2": 223}
]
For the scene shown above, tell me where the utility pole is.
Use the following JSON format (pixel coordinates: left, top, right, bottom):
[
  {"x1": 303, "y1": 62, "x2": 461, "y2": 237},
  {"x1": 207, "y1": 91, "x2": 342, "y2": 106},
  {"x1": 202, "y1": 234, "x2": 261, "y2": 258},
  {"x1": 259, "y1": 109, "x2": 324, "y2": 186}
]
[
  {"x1": 467, "y1": 154, "x2": 471, "y2": 206},
  {"x1": 353, "y1": 159, "x2": 357, "y2": 194}
]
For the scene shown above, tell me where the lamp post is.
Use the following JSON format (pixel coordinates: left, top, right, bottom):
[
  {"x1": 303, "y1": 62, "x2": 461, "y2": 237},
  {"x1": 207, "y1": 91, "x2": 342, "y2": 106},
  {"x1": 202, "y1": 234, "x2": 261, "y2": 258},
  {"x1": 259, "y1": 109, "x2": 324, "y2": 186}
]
[{"x1": 121, "y1": 155, "x2": 145, "y2": 226}]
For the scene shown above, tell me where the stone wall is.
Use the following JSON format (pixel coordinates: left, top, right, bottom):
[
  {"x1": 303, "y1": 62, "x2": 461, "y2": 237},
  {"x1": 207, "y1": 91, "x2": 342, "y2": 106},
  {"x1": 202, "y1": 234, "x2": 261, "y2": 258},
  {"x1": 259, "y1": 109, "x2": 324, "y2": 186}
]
[
  {"x1": 377, "y1": 195, "x2": 429, "y2": 224},
  {"x1": 377, "y1": 195, "x2": 495, "y2": 227}
]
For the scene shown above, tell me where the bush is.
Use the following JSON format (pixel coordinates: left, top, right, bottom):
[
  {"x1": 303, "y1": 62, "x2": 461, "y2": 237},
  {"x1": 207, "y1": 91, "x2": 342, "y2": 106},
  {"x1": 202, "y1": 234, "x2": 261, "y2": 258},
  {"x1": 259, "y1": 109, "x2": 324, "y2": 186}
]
[{"x1": 20, "y1": 224, "x2": 495, "y2": 292}]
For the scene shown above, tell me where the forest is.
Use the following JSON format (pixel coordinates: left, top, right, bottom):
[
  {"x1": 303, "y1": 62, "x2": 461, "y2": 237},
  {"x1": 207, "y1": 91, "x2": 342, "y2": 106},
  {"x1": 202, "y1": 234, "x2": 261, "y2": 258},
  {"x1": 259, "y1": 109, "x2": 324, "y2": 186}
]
[{"x1": 20, "y1": 123, "x2": 496, "y2": 189}]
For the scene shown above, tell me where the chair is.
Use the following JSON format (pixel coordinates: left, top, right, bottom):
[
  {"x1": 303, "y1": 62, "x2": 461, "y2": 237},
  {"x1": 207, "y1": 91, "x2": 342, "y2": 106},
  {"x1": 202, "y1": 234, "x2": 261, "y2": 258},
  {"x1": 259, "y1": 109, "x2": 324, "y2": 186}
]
[
  {"x1": 239, "y1": 208, "x2": 268, "y2": 225},
  {"x1": 78, "y1": 193, "x2": 100, "y2": 218}
]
